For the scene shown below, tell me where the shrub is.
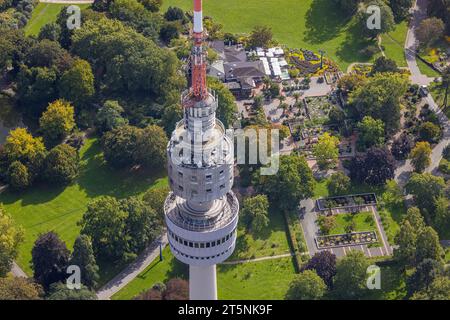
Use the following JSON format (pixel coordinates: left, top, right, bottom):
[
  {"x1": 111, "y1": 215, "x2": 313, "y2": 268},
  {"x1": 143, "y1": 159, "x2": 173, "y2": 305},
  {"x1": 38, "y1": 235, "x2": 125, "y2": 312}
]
[
  {"x1": 6, "y1": 161, "x2": 30, "y2": 190},
  {"x1": 43, "y1": 144, "x2": 79, "y2": 185}
]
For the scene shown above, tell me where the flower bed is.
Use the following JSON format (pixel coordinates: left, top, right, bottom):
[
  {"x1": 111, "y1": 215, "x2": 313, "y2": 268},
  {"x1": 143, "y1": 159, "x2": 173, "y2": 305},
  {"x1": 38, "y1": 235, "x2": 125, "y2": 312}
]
[
  {"x1": 317, "y1": 193, "x2": 377, "y2": 211},
  {"x1": 316, "y1": 231, "x2": 378, "y2": 249}
]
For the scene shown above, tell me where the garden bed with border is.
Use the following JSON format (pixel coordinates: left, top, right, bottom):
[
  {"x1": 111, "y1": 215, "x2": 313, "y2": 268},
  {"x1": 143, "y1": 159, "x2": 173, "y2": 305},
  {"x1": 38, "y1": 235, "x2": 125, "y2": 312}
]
[{"x1": 316, "y1": 231, "x2": 378, "y2": 249}]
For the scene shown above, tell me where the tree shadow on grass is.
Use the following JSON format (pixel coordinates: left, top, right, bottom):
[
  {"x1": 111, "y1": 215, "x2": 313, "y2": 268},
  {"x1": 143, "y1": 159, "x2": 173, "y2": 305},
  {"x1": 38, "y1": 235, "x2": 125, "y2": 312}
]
[
  {"x1": 336, "y1": 20, "x2": 378, "y2": 66},
  {"x1": 303, "y1": 0, "x2": 348, "y2": 44},
  {"x1": 0, "y1": 182, "x2": 67, "y2": 206},
  {"x1": 166, "y1": 257, "x2": 188, "y2": 280},
  {"x1": 77, "y1": 139, "x2": 166, "y2": 199}
]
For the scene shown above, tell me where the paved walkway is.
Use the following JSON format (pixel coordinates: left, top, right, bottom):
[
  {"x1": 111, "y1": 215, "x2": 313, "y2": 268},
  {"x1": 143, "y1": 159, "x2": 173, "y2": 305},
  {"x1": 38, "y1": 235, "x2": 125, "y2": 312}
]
[
  {"x1": 395, "y1": 0, "x2": 449, "y2": 187},
  {"x1": 10, "y1": 262, "x2": 28, "y2": 278},
  {"x1": 221, "y1": 253, "x2": 303, "y2": 265},
  {"x1": 405, "y1": 0, "x2": 437, "y2": 86},
  {"x1": 96, "y1": 234, "x2": 168, "y2": 300}
]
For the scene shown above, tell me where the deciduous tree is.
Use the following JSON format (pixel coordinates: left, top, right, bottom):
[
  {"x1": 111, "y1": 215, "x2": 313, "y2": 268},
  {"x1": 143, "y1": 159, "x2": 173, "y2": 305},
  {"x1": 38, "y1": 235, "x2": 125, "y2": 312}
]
[
  {"x1": 0, "y1": 206, "x2": 24, "y2": 277},
  {"x1": 285, "y1": 270, "x2": 326, "y2": 300},
  {"x1": 31, "y1": 232, "x2": 70, "y2": 291}
]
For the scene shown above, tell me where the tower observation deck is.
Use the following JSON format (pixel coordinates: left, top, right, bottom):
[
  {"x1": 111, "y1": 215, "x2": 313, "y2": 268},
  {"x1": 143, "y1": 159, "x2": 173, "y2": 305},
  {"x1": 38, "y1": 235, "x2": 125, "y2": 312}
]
[{"x1": 164, "y1": 0, "x2": 239, "y2": 300}]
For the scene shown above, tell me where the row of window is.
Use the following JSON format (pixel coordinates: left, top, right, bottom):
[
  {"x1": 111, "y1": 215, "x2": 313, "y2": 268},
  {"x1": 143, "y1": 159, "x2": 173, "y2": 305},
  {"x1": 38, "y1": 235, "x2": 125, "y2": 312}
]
[
  {"x1": 170, "y1": 180, "x2": 228, "y2": 194},
  {"x1": 171, "y1": 245, "x2": 231, "y2": 262},
  {"x1": 168, "y1": 229, "x2": 236, "y2": 249}
]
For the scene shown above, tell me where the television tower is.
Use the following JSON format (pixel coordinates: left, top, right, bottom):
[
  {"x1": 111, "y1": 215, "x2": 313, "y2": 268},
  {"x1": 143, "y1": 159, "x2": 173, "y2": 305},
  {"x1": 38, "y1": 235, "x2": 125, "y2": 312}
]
[{"x1": 164, "y1": 0, "x2": 239, "y2": 300}]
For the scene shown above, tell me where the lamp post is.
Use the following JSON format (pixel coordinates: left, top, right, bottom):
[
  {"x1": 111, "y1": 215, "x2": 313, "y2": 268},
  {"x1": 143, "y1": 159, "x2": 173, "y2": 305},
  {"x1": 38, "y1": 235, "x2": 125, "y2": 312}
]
[
  {"x1": 159, "y1": 240, "x2": 163, "y2": 261},
  {"x1": 319, "y1": 50, "x2": 325, "y2": 69}
]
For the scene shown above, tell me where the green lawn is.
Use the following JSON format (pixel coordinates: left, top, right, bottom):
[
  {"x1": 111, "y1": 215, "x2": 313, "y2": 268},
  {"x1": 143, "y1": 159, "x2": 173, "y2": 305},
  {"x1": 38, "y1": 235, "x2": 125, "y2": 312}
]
[
  {"x1": 417, "y1": 58, "x2": 441, "y2": 78},
  {"x1": 162, "y1": 0, "x2": 390, "y2": 70},
  {"x1": 380, "y1": 21, "x2": 408, "y2": 67},
  {"x1": 0, "y1": 138, "x2": 167, "y2": 280},
  {"x1": 113, "y1": 248, "x2": 296, "y2": 300},
  {"x1": 328, "y1": 212, "x2": 376, "y2": 235},
  {"x1": 111, "y1": 247, "x2": 188, "y2": 300},
  {"x1": 230, "y1": 211, "x2": 291, "y2": 260},
  {"x1": 25, "y1": 3, "x2": 91, "y2": 36},
  {"x1": 217, "y1": 257, "x2": 296, "y2": 300}
]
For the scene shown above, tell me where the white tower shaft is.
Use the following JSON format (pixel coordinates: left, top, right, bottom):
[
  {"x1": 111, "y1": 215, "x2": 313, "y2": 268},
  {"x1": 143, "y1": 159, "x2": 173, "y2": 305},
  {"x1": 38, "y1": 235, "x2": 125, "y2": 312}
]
[{"x1": 189, "y1": 265, "x2": 217, "y2": 300}]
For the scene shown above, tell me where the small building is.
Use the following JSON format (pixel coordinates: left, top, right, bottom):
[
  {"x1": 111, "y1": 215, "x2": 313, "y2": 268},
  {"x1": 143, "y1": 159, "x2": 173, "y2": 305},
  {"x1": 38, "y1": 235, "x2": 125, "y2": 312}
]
[{"x1": 208, "y1": 41, "x2": 265, "y2": 99}]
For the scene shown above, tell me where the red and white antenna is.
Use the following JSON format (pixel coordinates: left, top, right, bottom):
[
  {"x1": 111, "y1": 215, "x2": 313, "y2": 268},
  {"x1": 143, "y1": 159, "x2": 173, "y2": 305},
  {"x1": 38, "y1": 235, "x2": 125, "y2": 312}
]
[{"x1": 191, "y1": 0, "x2": 207, "y2": 100}]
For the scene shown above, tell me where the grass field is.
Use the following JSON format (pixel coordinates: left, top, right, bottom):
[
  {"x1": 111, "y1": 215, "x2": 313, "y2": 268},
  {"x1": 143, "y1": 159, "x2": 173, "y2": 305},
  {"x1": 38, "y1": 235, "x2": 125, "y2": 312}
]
[
  {"x1": 380, "y1": 21, "x2": 408, "y2": 67},
  {"x1": 0, "y1": 138, "x2": 167, "y2": 280},
  {"x1": 230, "y1": 211, "x2": 291, "y2": 260},
  {"x1": 112, "y1": 248, "x2": 296, "y2": 300},
  {"x1": 162, "y1": 0, "x2": 392, "y2": 70},
  {"x1": 25, "y1": 3, "x2": 91, "y2": 36},
  {"x1": 328, "y1": 212, "x2": 377, "y2": 235}
]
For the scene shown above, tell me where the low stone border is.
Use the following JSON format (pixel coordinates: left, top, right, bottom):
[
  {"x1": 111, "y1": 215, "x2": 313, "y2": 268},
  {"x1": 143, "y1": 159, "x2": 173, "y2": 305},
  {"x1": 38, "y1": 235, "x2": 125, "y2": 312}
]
[
  {"x1": 315, "y1": 231, "x2": 378, "y2": 249},
  {"x1": 317, "y1": 193, "x2": 377, "y2": 211}
]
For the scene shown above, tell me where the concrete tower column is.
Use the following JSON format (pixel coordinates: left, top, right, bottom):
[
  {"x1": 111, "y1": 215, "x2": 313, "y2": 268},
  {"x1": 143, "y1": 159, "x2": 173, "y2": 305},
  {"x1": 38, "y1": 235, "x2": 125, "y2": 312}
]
[{"x1": 189, "y1": 265, "x2": 218, "y2": 300}]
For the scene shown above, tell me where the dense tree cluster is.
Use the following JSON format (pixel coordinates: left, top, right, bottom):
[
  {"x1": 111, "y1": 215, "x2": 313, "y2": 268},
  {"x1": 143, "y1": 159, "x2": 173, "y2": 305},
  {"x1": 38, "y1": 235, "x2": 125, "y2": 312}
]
[
  {"x1": 259, "y1": 155, "x2": 314, "y2": 211},
  {"x1": 241, "y1": 195, "x2": 270, "y2": 234},
  {"x1": 102, "y1": 124, "x2": 167, "y2": 170},
  {"x1": 79, "y1": 196, "x2": 162, "y2": 262},
  {"x1": 349, "y1": 147, "x2": 395, "y2": 186}
]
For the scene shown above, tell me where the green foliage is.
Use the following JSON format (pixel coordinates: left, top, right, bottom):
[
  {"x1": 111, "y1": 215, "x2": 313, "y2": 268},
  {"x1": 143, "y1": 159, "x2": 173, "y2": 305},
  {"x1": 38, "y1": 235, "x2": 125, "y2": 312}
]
[
  {"x1": 0, "y1": 277, "x2": 42, "y2": 300},
  {"x1": 109, "y1": 0, "x2": 163, "y2": 39},
  {"x1": 389, "y1": 0, "x2": 413, "y2": 21},
  {"x1": 406, "y1": 259, "x2": 444, "y2": 296},
  {"x1": 142, "y1": 186, "x2": 170, "y2": 222},
  {"x1": 349, "y1": 147, "x2": 395, "y2": 185},
  {"x1": 241, "y1": 195, "x2": 270, "y2": 234},
  {"x1": 410, "y1": 141, "x2": 432, "y2": 173},
  {"x1": 371, "y1": 56, "x2": 398, "y2": 74},
  {"x1": 410, "y1": 276, "x2": 450, "y2": 300},
  {"x1": 285, "y1": 270, "x2": 326, "y2": 300},
  {"x1": 260, "y1": 155, "x2": 314, "y2": 211},
  {"x1": 133, "y1": 125, "x2": 168, "y2": 170},
  {"x1": 59, "y1": 59, "x2": 95, "y2": 108},
  {"x1": 2, "y1": 128, "x2": 46, "y2": 182},
  {"x1": 312, "y1": 132, "x2": 340, "y2": 170},
  {"x1": 43, "y1": 144, "x2": 79, "y2": 185},
  {"x1": 406, "y1": 173, "x2": 445, "y2": 222},
  {"x1": 71, "y1": 17, "x2": 185, "y2": 102},
  {"x1": 102, "y1": 125, "x2": 141, "y2": 169},
  {"x1": 416, "y1": 17, "x2": 445, "y2": 48},
  {"x1": 70, "y1": 235, "x2": 99, "y2": 289},
  {"x1": 38, "y1": 22, "x2": 61, "y2": 42},
  {"x1": 160, "y1": 21, "x2": 180, "y2": 43},
  {"x1": 31, "y1": 232, "x2": 70, "y2": 291},
  {"x1": 357, "y1": 116, "x2": 385, "y2": 150},
  {"x1": 6, "y1": 161, "x2": 30, "y2": 190},
  {"x1": 39, "y1": 100, "x2": 76, "y2": 146},
  {"x1": 161, "y1": 104, "x2": 182, "y2": 135},
  {"x1": 207, "y1": 77, "x2": 237, "y2": 128},
  {"x1": 47, "y1": 282, "x2": 97, "y2": 300},
  {"x1": 248, "y1": 25, "x2": 273, "y2": 49},
  {"x1": 164, "y1": 6, "x2": 185, "y2": 22},
  {"x1": 139, "y1": 0, "x2": 162, "y2": 12},
  {"x1": 418, "y1": 122, "x2": 442, "y2": 143},
  {"x1": 349, "y1": 73, "x2": 408, "y2": 133},
  {"x1": 0, "y1": 206, "x2": 24, "y2": 277},
  {"x1": 96, "y1": 100, "x2": 128, "y2": 133},
  {"x1": 79, "y1": 195, "x2": 162, "y2": 262},
  {"x1": 332, "y1": 250, "x2": 370, "y2": 299},
  {"x1": 357, "y1": 0, "x2": 395, "y2": 38},
  {"x1": 415, "y1": 227, "x2": 445, "y2": 264}
]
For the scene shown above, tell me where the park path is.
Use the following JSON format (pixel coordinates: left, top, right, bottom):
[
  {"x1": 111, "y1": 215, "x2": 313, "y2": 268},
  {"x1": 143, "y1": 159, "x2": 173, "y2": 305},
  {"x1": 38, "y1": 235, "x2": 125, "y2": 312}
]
[
  {"x1": 10, "y1": 262, "x2": 28, "y2": 278},
  {"x1": 221, "y1": 252, "x2": 306, "y2": 265},
  {"x1": 395, "y1": 0, "x2": 449, "y2": 188},
  {"x1": 96, "y1": 233, "x2": 168, "y2": 300}
]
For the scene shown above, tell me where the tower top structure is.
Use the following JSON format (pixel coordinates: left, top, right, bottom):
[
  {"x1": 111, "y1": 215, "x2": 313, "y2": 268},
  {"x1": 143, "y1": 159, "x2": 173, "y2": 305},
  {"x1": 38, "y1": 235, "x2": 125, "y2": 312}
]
[{"x1": 191, "y1": 0, "x2": 207, "y2": 100}]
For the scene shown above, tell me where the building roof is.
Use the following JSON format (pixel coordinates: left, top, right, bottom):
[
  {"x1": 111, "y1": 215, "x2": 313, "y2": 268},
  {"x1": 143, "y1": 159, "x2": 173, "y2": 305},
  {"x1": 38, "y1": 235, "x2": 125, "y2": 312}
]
[
  {"x1": 224, "y1": 61, "x2": 265, "y2": 81},
  {"x1": 208, "y1": 60, "x2": 225, "y2": 78},
  {"x1": 224, "y1": 46, "x2": 247, "y2": 63}
]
